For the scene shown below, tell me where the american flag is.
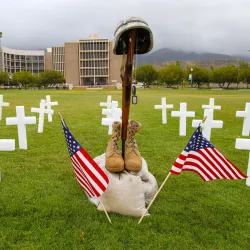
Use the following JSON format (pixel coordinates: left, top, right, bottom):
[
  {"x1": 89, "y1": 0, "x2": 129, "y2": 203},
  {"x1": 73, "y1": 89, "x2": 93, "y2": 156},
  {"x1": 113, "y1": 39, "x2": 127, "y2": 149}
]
[
  {"x1": 61, "y1": 119, "x2": 109, "y2": 197},
  {"x1": 170, "y1": 126, "x2": 247, "y2": 182}
]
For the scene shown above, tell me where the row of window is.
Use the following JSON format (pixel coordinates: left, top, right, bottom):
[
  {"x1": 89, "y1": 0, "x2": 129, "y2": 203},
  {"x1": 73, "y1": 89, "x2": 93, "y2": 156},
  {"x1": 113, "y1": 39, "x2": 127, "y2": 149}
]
[
  {"x1": 80, "y1": 68, "x2": 108, "y2": 76},
  {"x1": 80, "y1": 60, "x2": 108, "y2": 67},
  {"x1": 80, "y1": 52, "x2": 108, "y2": 60},
  {"x1": 79, "y1": 42, "x2": 109, "y2": 51},
  {"x1": 4, "y1": 68, "x2": 44, "y2": 74},
  {"x1": 53, "y1": 63, "x2": 65, "y2": 72},
  {"x1": 4, "y1": 54, "x2": 44, "y2": 61},
  {"x1": 81, "y1": 77, "x2": 108, "y2": 85},
  {"x1": 4, "y1": 62, "x2": 44, "y2": 67},
  {"x1": 52, "y1": 47, "x2": 65, "y2": 55},
  {"x1": 52, "y1": 55, "x2": 65, "y2": 63}
]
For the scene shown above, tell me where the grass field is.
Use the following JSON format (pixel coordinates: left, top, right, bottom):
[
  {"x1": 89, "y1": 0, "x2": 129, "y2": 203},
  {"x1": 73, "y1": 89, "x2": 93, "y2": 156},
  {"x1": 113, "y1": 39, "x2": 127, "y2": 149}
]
[{"x1": 0, "y1": 88, "x2": 250, "y2": 250}]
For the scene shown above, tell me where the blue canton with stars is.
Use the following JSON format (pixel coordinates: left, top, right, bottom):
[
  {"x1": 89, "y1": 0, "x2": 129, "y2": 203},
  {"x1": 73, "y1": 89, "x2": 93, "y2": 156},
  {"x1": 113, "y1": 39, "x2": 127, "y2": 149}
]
[
  {"x1": 184, "y1": 126, "x2": 214, "y2": 152},
  {"x1": 62, "y1": 121, "x2": 82, "y2": 157}
]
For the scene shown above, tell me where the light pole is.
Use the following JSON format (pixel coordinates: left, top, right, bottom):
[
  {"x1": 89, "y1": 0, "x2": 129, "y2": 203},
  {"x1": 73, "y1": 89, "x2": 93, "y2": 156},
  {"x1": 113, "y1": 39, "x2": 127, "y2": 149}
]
[{"x1": 189, "y1": 68, "x2": 193, "y2": 88}]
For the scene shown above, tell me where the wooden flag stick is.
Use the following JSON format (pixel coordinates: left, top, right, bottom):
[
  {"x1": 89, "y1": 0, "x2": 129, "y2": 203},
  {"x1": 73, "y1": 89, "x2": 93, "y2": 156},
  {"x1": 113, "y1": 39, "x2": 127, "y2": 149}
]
[
  {"x1": 98, "y1": 197, "x2": 112, "y2": 224},
  {"x1": 202, "y1": 116, "x2": 207, "y2": 123},
  {"x1": 58, "y1": 112, "x2": 63, "y2": 120},
  {"x1": 138, "y1": 172, "x2": 172, "y2": 224}
]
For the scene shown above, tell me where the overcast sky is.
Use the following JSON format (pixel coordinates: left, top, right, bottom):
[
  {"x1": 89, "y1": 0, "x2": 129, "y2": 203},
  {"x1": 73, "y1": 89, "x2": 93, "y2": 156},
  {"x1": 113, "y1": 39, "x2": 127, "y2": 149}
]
[{"x1": 1, "y1": 0, "x2": 250, "y2": 55}]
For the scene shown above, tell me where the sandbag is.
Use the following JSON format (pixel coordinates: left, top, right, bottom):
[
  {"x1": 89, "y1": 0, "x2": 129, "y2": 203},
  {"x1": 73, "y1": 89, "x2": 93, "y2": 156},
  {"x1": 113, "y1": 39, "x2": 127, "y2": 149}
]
[
  {"x1": 143, "y1": 172, "x2": 158, "y2": 205},
  {"x1": 92, "y1": 154, "x2": 158, "y2": 217}
]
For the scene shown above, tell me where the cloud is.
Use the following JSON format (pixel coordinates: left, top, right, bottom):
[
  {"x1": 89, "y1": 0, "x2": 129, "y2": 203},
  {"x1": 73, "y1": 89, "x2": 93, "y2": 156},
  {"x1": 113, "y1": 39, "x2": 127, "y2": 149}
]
[{"x1": 1, "y1": 0, "x2": 250, "y2": 55}]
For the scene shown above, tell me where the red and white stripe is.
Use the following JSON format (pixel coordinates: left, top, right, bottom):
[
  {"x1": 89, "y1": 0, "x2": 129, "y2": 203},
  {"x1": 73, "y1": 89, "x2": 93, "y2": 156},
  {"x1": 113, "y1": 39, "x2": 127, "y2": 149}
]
[
  {"x1": 171, "y1": 148, "x2": 247, "y2": 182},
  {"x1": 71, "y1": 148, "x2": 109, "y2": 197}
]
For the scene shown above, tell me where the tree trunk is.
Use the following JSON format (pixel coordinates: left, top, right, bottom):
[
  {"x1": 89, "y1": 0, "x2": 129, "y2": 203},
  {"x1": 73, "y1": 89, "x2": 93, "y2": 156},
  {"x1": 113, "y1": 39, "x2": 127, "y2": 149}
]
[{"x1": 226, "y1": 83, "x2": 230, "y2": 89}]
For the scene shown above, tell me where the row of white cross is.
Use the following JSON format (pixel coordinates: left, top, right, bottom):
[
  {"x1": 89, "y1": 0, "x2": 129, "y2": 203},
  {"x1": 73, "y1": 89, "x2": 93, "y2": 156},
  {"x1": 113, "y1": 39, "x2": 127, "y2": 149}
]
[
  {"x1": 0, "y1": 95, "x2": 58, "y2": 150},
  {"x1": 155, "y1": 97, "x2": 250, "y2": 139},
  {"x1": 155, "y1": 97, "x2": 223, "y2": 139}
]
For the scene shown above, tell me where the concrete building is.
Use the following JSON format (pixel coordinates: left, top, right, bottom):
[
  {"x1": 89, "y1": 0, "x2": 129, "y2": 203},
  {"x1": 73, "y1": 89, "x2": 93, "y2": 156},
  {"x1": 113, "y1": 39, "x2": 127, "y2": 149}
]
[
  {"x1": 0, "y1": 47, "x2": 45, "y2": 75},
  {"x1": 45, "y1": 34, "x2": 122, "y2": 86},
  {"x1": 0, "y1": 34, "x2": 122, "y2": 86}
]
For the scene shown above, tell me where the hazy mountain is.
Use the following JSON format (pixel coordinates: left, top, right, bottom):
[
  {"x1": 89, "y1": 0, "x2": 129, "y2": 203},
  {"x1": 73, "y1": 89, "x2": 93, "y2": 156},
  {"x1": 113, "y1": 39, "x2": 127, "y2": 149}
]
[{"x1": 137, "y1": 48, "x2": 250, "y2": 66}]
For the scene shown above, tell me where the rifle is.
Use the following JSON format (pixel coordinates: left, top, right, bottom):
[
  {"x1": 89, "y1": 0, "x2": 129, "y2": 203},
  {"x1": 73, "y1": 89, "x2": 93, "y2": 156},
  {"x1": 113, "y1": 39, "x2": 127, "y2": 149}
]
[{"x1": 121, "y1": 29, "x2": 137, "y2": 158}]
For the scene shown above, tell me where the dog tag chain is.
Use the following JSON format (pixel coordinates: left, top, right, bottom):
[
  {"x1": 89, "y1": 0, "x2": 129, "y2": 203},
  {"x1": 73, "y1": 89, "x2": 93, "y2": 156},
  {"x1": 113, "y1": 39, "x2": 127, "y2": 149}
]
[{"x1": 132, "y1": 85, "x2": 138, "y2": 104}]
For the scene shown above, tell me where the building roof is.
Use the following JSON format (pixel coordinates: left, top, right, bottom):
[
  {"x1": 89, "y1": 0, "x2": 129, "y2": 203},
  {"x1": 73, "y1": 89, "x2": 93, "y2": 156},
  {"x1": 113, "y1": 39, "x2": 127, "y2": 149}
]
[{"x1": 1, "y1": 47, "x2": 44, "y2": 56}]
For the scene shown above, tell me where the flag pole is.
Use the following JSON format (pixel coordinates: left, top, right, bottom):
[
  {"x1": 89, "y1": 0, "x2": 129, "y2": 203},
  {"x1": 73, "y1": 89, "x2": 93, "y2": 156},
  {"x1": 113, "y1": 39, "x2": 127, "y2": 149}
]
[
  {"x1": 138, "y1": 172, "x2": 172, "y2": 224},
  {"x1": 98, "y1": 197, "x2": 112, "y2": 224},
  {"x1": 58, "y1": 112, "x2": 63, "y2": 120},
  {"x1": 202, "y1": 116, "x2": 207, "y2": 123},
  {"x1": 58, "y1": 112, "x2": 112, "y2": 224}
]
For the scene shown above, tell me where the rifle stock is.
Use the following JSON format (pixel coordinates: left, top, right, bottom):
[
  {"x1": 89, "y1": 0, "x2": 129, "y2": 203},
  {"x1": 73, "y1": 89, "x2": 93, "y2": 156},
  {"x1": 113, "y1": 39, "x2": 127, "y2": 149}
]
[{"x1": 121, "y1": 29, "x2": 137, "y2": 158}]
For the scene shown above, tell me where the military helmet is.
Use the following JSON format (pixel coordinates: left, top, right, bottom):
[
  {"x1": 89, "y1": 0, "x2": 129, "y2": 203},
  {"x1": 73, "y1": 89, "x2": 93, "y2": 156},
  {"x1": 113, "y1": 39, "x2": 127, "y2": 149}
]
[{"x1": 113, "y1": 16, "x2": 153, "y2": 55}]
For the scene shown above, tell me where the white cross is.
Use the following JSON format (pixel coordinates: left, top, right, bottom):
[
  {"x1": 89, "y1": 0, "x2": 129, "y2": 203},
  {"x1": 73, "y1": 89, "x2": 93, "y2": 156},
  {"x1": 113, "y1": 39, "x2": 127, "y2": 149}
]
[
  {"x1": 202, "y1": 98, "x2": 221, "y2": 111},
  {"x1": 235, "y1": 138, "x2": 250, "y2": 186},
  {"x1": 102, "y1": 101, "x2": 120, "y2": 118},
  {"x1": 100, "y1": 95, "x2": 112, "y2": 110},
  {"x1": 171, "y1": 103, "x2": 195, "y2": 136},
  {"x1": 0, "y1": 95, "x2": 10, "y2": 121},
  {"x1": 31, "y1": 100, "x2": 54, "y2": 133},
  {"x1": 6, "y1": 106, "x2": 36, "y2": 150},
  {"x1": 236, "y1": 103, "x2": 250, "y2": 136},
  {"x1": 0, "y1": 139, "x2": 15, "y2": 151},
  {"x1": 154, "y1": 97, "x2": 173, "y2": 124},
  {"x1": 102, "y1": 101, "x2": 122, "y2": 135},
  {"x1": 202, "y1": 98, "x2": 221, "y2": 119},
  {"x1": 45, "y1": 95, "x2": 58, "y2": 122},
  {"x1": 192, "y1": 109, "x2": 223, "y2": 141}
]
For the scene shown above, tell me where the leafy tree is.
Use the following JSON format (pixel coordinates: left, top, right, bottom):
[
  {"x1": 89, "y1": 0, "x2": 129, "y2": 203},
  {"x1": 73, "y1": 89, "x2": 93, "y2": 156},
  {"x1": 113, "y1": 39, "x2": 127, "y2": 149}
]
[
  {"x1": 238, "y1": 60, "x2": 249, "y2": 70},
  {"x1": 0, "y1": 72, "x2": 9, "y2": 85},
  {"x1": 12, "y1": 71, "x2": 34, "y2": 89},
  {"x1": 135, "y1": 64, "x2": 158, "y2": 87},
  {"x1": 185, "y1": 66, "x2": 209, "y2": 88},
  {"x1": 238, "y1": 67, "x2": 250, "y2": 88},
  {"x1": 32, "y1": 74, "x2": 41, "y2": 88},
  {"x1": 158, "y1": 65, "x2": 184, "y2": 87},
  {"x1": 39, "y1": 70, "x2": 65, "y2": 88},
  {"x1": 210, "y1": 66, "x2": 238, "y2": 88}
]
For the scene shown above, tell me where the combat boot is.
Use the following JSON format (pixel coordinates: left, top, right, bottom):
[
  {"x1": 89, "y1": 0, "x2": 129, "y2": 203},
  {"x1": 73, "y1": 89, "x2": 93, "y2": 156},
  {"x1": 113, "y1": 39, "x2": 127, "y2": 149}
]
[
  {"x1": 125, "y1": 120, "x2": 142, "y2": 172},
  {"x1": 105, "y1": 121, "x2": 124, "y2": 172}
]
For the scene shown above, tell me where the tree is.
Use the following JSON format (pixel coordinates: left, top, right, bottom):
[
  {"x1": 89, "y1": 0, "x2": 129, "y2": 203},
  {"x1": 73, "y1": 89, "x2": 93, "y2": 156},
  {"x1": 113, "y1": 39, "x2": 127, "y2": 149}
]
[
  {"x1": 238, "y1": 67, "x2": 250, "y2": 88},
  {"x1": 12, "y1": 71, "x2": 34, "y2": 89},
  {"x1": 185, "y1": 66, "x2": 209, "y2": 88},
  {"x1": 158, "y1": 65, "x2": 184, "y2": 87},
  {"x1": 211, "y1": 66, "x2": 238, "y2": 88},
  {"x1": 135, "y1": 64, "x2": 158, "y2": 87},
  {"x1": 0, "y1": 72, "x2": 9, "y2": 85},
  {"x1": 238, "y1": 60, "x2": 249, "y2": 70},
  {"x1": 32, "y1": 74, "x2": 41, "y2": 88},
  {"x1": 39, "y1": 70, "x2": 65, "y2": 88}
]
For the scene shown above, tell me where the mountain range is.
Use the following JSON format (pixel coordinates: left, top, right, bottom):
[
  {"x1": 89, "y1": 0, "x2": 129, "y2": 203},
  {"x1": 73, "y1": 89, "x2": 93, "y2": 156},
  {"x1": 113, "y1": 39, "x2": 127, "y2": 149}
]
[{"x1": 137, "y1": 48, "x2": 250, "y2": 66}]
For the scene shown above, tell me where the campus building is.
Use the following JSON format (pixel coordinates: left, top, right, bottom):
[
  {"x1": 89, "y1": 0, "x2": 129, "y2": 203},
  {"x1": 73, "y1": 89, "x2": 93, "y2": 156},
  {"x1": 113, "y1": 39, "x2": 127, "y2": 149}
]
[
  {"x1": 45, "y1": 34, "x2": 122, "y2": 86},
  {"x1": 0, "y1": 34, "x2": 122, "y2": 86},
  {"x1": 0, "y1": 47, "x2": 45, "y2": 75}
]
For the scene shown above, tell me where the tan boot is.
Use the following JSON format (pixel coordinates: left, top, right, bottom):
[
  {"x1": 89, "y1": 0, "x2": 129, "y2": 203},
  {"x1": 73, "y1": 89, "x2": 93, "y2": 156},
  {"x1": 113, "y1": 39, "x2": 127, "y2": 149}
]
[
  {"x1": 125, "y1": 120, "x2": 142, "y2": 172},
  {"x1": 105, "y1": 121, "x2": 124, "y2": 173}
]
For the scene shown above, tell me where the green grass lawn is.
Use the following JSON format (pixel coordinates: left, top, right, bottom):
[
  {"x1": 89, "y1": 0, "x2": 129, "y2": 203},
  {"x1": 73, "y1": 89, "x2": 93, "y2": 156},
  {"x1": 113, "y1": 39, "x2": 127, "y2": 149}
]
[{"x1": 0, "y1": 88, "x2": 250, "y2": 250}]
